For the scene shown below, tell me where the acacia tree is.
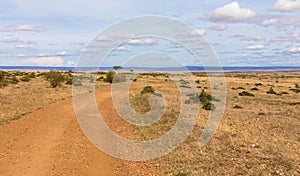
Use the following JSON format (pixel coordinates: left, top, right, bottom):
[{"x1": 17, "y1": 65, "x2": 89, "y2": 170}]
[{"x1": 113, "y1": 66, "x2": 123, "y2": 71}]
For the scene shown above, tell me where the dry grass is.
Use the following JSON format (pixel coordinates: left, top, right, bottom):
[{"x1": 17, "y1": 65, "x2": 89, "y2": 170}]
[{"x1": 0, "y1": 71, "x2": 299, "y2": 175}]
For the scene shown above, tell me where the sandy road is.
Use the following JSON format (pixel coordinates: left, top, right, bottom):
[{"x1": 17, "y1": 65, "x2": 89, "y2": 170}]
[{"x1": 0, "y1": 89, "x2": 158, "y2": 176}]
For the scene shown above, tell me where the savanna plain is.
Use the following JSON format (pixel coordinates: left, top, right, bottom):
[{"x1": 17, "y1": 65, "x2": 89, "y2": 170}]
[{"x1": 0, "y1": 70, "x2": 299, "y2": 175}]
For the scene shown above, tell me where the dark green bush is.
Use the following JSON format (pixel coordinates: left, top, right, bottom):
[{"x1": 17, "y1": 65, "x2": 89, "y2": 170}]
[
  {"x1": 255, "y1": 83, "x2": 263, "y2": 86},
  {"x1": 104, "y1": 71, "x2": 126, "y2": 83},
  {"x1": 199, "y1": 89, "x2": 214, "y2": 111},
  {"x1": 104, "y1": 71, "x2": 115, "y2": 83},
  {"x1": 44, "y1": 71, "x2": 65, "y2": 88},
  {"x1": 20, "y1": 76, "x2": 31, "y2": 82},
  {"x1": 233, "y1": 105, "x2": 243, "y2": 109},
  {"x1": 9, "y1": 77, "x2": 19, "y2": 84},
  {"x1": 239, "y1": 91, "x2": 254, "y2": 97},
  {"x1": 266, "y1": 87, "x2": 277, "y2": 95},
  {"x1": 290, "y1": 88, "x2": 300, "y2": 93},
  {"x1": 175, "y1": 172, "x2": 191, "y2": 176},
  {"x1": 203, "y1": 102, "x2": 215, "y2": 110},
  {"x1": 141, "y1": 86, "x2": 155, "y2": 94},
  {"x1": 251, "y1": 87, "x2": 259, "y2": 91}
]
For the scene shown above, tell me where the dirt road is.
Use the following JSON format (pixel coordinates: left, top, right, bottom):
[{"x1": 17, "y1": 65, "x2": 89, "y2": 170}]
[{"x1": 0, "y1": 90, "x2": 158, "y2": 176}]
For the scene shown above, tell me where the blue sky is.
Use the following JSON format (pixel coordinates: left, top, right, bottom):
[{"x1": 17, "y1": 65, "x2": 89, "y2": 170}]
[{"x1": 0, "y1": 0, "x2": 300, "y2": 66}]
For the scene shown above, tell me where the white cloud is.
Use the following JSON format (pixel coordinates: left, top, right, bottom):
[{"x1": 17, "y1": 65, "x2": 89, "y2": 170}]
[
  {"x1": 67, "y1": 61, "x2": 76, "y2": 66},
  {"x1": 2, "y1": 25, "x2": 44, "y2": 32},
  {"x1": 240, "y1": 35, "x2": 265, "y2": 42},
  {"x1": 38, "y1": 53, "x2": 51, "y2": 57},
  {"x1": 270, "y1": 33, "x2": 300, "y2": 43},
  {"x1": 126, "y1": 38, "x2": 158, "y2": 46},
  {"x1": 112, "y1": 46, "x2": 128, "y2": 51},
  {"x1": 15, "y1": 54, "x2": 25, "y2": 57},
  {"x1": 210, "y1": 1, "x2": 256, "y2": 22},
  {"x1": 262, "y1": 16, "x2": 300, "y2": 27},
  {"x1": 16, "y1": 44, "x2": 30, "y2": 49},
  {"x1": 3, "y1": 37, "x2": 20, "y2": 43},
  {"x1": 15, "y1": 25, "x2": 44, "y2": 32},
  {"x1": 272, "y1": 0, "x2": 300, "y2": 12},
  {"x1": 56, "y1": 51, "x2": 67, "y2": 56},
  {"x1": 246, "y1": 45, "x2": 265, "y2": 50},
  {"x1": 190, "y1": 29, "x2": 206, "y2": 36},
  {"x1": 289, "y1": 47, "x2": 300, "y2": 52},
  {"x1": 262, "y1": 18, "x2": 278, "y2": 26},
  {"x1": 22, "y1": 57, "x2": 64, "y2": 66},
  {"x1": 210, "y1": 24, "x2": 228, "y2": 31}
]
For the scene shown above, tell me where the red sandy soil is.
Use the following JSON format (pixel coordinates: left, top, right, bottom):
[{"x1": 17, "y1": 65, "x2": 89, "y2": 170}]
[{"x1": 0, "y1": 89, "x2": 158, "y2": 176}]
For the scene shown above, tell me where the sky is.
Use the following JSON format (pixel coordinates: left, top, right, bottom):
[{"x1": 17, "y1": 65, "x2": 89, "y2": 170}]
[{"x1": 0, "y1": 0, "x2": 300, "y2": 67}]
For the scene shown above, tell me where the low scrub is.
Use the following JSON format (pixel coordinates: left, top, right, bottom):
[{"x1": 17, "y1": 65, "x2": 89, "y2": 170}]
[
  {"x1": 141, "y1": 86, "x2": 155, "y2": 94},
  {"x1": 239, "y1": 91, "x2": 254, "y2": 97},
  {"x1": 266, "y1": 87, "x2": 277, "y2": 95},
  {"x1": 104, "y1": 71, "x2": 126, "y2": 83},
  {"x1": 44, "y1": 71, "x2": 65, "y2": 88},
  {"x1": 233, "y1": 105, "x2": 243, "y2": 109},
  {"x1": 199, "y1": 89, "x2": 214, "y2": 111}
]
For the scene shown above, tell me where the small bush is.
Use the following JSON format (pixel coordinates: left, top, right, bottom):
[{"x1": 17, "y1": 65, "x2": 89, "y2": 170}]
[
  {"x1": 0, "y1": 79, "x2": 7, "y2": 88},
  {"x1": 251, "y1": 87, "x2": 259, "y2": 91},
  {"x1": 258, "y1": 112, "x2": 265, "y2": 115},
  {"x1": 203, "y1": 102, "x2": 215, "y2": 110},
  {"x1": 175, "y1": 172, "x2": 191, "y2": 176},
  {"x1": 96, "y1": 76, "x2": 104, "y2": 81},
  {"x1": 199, "y1": 89, "x2": 214, "y2": 111},
  {"x1": 104, "y1": 71, "x2": 115, "y2": 83},
  {"x1": 104, "y1": 71, "x2": 125, "y2": 83},
  {"x1": 239, "y1": 91, "x2": 254, "y2": 97},
  {"x1": 255, "y1": 83, "x2": 263, "y2": 86},
  {"x1": 20, "y1": 76, "x2": 31, "y2": 82},
  {"x1": 295, "y1": 83, "x2": 299, "y2": 88},
  {"x1": 195, "y1": 80, "x2": 200, "y2": 84},
  {"x1": 44, "y1": 71, "x2": 65, "y2": 88},
  {"x1": 266, "y1": 87, "x2": 277, "y2": 95},
  {"x1": 141, "y1": 86, "x2": 155, "y2": 94},
  {"x1": 277, "y1": 91, "x2": 289, "y2": 95},
  {"x1": 9, "y1": 77, "x2": 19, "y2": 84},
  {"x1": 65, "y1": 77, "x2": 73, "y2": 85},
  {"x1": 290, "y1": 88, "x2": 300, "y2": 93},
  {"x1": 233, "y1": 105, "x2": 243, "y2": 109}
]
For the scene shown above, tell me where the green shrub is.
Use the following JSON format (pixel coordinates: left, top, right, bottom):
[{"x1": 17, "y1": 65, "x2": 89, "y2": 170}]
[
  {"x1": 9, "y1": 77, "x2": 19, "y2": 84},
  {"x1": 239, "y1": 91, "x2": 254, "y2": 97},
  {"x1": 65, "y1": 77, "x2": 73, "y2": 85},
  {"x1": 96, "y1": 76, "x2": 104, "y2": 81},
  {"x1": 295, "y1": 83, "x2": 299, "y2": 88},
  {"x1": 290, "y1": 88, "x2": 300, "y2": 93},
  {"x1": 266, "y1": 87, "x2": 277, "y2": 95},
  {"x1": 255, "y1": 83, "x2": 263, "y2": 86},
  {"x1": 251, "y1": 87, "x2": 259, "y2": 91},
  {"x1": 195, "y1": 80, "x2": 200, "y2": 84},
  {"x1": 199, "y1": 89, "x2": 212, "y2": 103},
  {"x1": 288, "y1": 102, "x2": 300, "y2": 105},
  {"x1": 141, "y1": 86, "x2": 155, "y2": 94},
  {"x1": 44, "y1": 71, "x2": 65, "y2": 88},
  {"x1": 0, "y1": 79, "x2": 7, "y2": 88},
  {"x1": 199, "y1": 89, "x2": 214, "y2": 111},
  {"x1": 20, "y1": 76, "x2": 31, "y2": 82},
  {"x1": 104, "y1": 71, "x2": 126, "y2": 83},
  {"x1": 104, "y1": 71, "x2": 115, "y2": 83},
  {"x1": 175, "y1": 172, "x2": 191, "y2": 176},
  {"x1": 203, "y1": 102, "x2": 215, "y2": 110},
  {"x1": 277, "y1": 91, "x2": 289, "y2": 95},
  {"x1": 233, "y1": 105, "x2": 243, "y2": 109}
]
